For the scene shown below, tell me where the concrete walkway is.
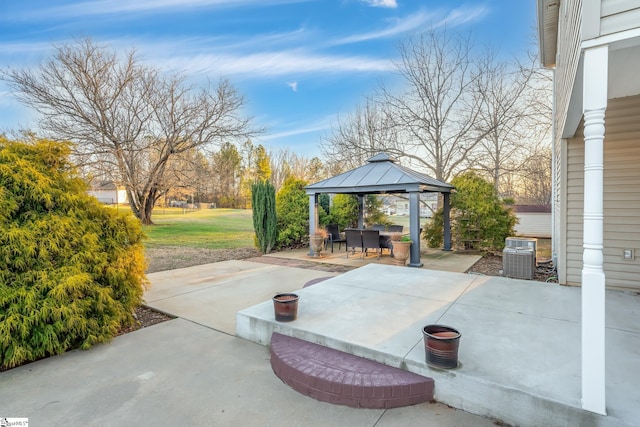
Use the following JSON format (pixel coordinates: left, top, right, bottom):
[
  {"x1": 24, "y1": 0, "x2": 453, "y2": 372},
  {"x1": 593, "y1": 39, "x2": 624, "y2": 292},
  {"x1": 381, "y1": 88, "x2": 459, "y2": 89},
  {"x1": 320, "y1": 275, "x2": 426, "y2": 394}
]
[{"x1": 0, "y1": 259, "x2": 496, "y2": 426}]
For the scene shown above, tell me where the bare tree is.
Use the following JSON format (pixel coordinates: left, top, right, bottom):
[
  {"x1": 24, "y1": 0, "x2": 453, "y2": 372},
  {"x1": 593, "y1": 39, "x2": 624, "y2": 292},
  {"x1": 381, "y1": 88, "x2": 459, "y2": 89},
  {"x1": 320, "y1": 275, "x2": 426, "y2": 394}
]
[
  {"x1": 321, "y1": 30, "x2": 495, "y2": 182},
  {"x1": 515, "y1": 145, "x2": 552, "y2": 204},
  {"x1": 2, "y1": 38, "x2": 259, "y2": 224},
  {"x1": 472, "y1": 53, "x2": 539, "y2": 193},
  {"x1": 269, "y1": 148, "x2": 329, "y2": 190},
  {"x1": 473, "y1": 47, "x2": 551, "y2": 196},
  {"x1": 379, "y1": 30, "x2": 493, "y2": 181},
  {"x1": 321, "y1": 98, "x2": 398, "y2": 170}
]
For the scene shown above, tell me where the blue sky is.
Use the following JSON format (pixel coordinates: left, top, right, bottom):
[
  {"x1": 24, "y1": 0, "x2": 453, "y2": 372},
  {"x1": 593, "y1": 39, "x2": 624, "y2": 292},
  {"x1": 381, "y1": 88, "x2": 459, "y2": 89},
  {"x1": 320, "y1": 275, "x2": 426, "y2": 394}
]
[{"x1": 0, "y1": 0, "x2": 537, "y2": 157}]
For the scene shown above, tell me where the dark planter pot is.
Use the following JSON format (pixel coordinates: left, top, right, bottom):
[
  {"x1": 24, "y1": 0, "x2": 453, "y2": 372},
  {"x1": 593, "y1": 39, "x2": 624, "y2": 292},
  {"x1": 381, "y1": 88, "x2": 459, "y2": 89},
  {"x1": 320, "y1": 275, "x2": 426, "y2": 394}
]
[
  {"x1": 423, "y1": 324, "x2": 461, "y2": 369},
  {"x1": 273, "y1": 293, "x2": 299, "y2": 322}
]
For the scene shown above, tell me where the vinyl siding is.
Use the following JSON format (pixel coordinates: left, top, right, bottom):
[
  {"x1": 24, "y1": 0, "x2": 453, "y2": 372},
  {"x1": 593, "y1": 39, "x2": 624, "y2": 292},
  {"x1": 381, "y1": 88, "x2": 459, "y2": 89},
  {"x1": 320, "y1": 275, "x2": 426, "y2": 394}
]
[
  {"x1": 601, "y1": 0, "x2": 640, "y2": 35},
  {"x1": 514, "y1": 213, "x2": 552, "y2": 238},
  {"x1": 552, "y1": 1, "x2": 583, "y2": 275},
  {"x1": 565, "y1": 95, "x2": 640, "y2": 290},
  {"x1": 555, "y1": 0, "x2": 582, "y2": 140}
]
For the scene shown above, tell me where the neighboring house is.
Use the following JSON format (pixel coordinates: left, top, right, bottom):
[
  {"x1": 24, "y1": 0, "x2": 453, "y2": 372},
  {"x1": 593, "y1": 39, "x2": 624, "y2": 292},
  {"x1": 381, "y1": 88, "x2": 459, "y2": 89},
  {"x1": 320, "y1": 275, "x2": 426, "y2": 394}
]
[
  {"x1": 88, "y1": 181, "x2": 128, "y2": 205},
  {"x1": 382, "y1": 194, "x2": 437, "y2": 217},
  {"x1": 511, "y1": 205, "x2": 552, "y2": 238},
  {"x1": 539, "y1": 0, "x2": 640, "y2": 414}
]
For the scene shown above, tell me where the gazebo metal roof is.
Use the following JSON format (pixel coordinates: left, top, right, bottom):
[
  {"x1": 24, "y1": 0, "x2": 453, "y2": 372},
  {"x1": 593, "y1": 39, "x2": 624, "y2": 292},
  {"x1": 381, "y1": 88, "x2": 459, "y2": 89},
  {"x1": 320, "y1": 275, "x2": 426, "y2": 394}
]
[{"x1": 305, "y1": 153, "x2": 453, "y2": 195}]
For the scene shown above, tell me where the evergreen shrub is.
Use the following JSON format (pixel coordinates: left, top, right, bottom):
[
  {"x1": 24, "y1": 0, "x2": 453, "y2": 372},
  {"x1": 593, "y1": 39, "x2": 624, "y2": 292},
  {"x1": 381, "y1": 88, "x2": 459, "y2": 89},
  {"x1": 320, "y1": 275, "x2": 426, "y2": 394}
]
[
  {"x1": 0, "y1": 138, "x2": 147, "y2": 370},
  {"x1": 251, "y1": 180, "x2": 277, "y2": 253},
  {"x1": 275, "y1": 177, "x2": 309, "y2": 248},
  {"x1": 423, "y1": 171, "x2": 517, "y2": 251}
]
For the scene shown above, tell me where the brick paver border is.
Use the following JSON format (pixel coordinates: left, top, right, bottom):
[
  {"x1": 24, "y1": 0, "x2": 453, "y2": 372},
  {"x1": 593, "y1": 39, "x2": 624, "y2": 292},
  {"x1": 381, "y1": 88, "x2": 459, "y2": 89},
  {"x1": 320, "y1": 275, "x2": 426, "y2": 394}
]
[{"x1": 270, "y1": 332, "x2": 434, "y2": 409}]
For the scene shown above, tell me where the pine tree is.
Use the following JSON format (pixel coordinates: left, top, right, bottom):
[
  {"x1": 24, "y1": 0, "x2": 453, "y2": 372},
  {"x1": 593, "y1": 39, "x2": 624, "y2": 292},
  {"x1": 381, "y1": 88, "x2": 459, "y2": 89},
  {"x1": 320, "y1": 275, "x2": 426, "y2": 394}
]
[{"x1": 275, "y1": 177, "x2": 309, "y2": 249}]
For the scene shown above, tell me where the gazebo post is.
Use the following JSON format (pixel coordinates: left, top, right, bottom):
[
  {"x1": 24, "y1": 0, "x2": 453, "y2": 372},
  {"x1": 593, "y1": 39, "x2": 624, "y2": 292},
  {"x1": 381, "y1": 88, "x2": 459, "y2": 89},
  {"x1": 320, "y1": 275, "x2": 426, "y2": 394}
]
[
  {"x1": 408, "y1": 191, "x2": 423, "y2": 267},
  {"x1": 308, "y1": 193, "x2": 319, "y2": 256},
  {"x1": 443, "y1": 192, "x2": 452, "y2": 251},
  {"x1": 357, "y1": 194, "x2": 364, "y2": 229}
]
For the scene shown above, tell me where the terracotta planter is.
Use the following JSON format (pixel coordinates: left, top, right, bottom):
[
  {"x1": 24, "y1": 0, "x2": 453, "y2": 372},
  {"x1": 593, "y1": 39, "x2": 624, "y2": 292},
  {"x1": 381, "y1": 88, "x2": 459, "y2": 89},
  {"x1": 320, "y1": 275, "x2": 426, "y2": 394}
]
[
  {"x1": 423, "y1": 324, "x2": 461, "y2": 369},
  {"x1": 391, "y1": 240, "x2": 411, "y2": 265},
  {"x1": 273, "y1": 293, "x2": 299, "y2": 322},
  {"x1": 309, "y1": 236, "x2": 325, "y2": 257}
]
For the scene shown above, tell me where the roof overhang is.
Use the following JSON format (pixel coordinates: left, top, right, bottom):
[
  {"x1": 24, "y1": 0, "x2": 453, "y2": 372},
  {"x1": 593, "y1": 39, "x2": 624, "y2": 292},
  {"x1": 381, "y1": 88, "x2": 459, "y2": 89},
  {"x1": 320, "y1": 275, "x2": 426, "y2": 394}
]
[{"x1": 538, "y1": 0, "x2": 560, "y2": 68}]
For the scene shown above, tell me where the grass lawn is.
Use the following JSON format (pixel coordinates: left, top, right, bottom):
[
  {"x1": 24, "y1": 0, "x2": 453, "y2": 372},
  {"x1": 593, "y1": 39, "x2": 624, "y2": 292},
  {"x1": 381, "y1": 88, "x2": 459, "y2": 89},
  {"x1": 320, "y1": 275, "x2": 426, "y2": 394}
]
[{"x1": 143, "y1": 208, "x2": 255, "y2": 249}]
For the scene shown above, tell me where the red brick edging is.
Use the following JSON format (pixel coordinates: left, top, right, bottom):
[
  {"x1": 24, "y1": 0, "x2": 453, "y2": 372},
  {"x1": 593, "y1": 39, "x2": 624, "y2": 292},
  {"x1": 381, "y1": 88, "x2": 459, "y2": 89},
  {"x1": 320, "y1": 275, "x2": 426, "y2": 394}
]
[{"x1": 270, "y1": 332, "x2": 434, "y2": 409}]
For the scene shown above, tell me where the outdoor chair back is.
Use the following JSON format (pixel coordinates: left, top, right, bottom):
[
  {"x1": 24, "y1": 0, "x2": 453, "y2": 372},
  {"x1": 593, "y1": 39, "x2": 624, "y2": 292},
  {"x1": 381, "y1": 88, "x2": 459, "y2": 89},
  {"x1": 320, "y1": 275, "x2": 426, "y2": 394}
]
[
  {"x1": 361, "y1": 229, "x2": 381, "y2": 258},
  {"x1": 326, "y1": 224, "x2": 347, "y2": 252},
  {"x1": 388, "y1": 225, "x2": 403, "y2": 232},
  {"x1": 345, "y1": 229, "x2": 363, "y2": 258},
  {"x1": 371, "y1": 224, "x2": 386, "y2": 231}
]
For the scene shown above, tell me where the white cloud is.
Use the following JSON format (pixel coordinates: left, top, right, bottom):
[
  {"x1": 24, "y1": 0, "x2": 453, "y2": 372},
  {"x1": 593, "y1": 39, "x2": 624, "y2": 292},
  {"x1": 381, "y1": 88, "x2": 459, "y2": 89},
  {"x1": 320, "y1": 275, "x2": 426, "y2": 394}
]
[
  {"x1": 363, "y1": 0, "x2": 397, "y2": 8},
  {"x1": 335, "y1": 5, "x2": 489, "y2": 45},
  {"x1": 335, "y1": 10, "x2": 433, "y2": 45},
  {"x1": 14, "y1": 0, "x2": 312, "y2": 21},
  {"x1": 156, "y1": 50, "x2": 393, "y2": 77},
  {"x1": 434, "y1": 5, "x2": 489, "y2": 29},
  {"x1": 287, "y1": 81, "x2": 298, "y2": 92},
  {"x1": 259, "y1": 117, "x2": 332, "y2": 141}
]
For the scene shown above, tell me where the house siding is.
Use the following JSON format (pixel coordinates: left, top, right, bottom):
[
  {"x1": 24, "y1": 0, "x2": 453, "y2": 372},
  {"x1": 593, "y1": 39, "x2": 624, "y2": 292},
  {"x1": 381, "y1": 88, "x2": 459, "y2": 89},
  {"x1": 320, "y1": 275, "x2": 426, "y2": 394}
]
[
  {"x1": 565, "y1": 95, "x2": 640, "y2": 290},
  {"x1": 555, "y1": 0, "x2": 582, "y2": 140},
  {"x1": 514, "y1": 213, "x2": 552, "y2": 238},
  {"x1": 552, "y1": 0, "x2": 583, "y2": 284},
  {"x1": 601, "y1": 0, "x2": 640, "y2": 35}
]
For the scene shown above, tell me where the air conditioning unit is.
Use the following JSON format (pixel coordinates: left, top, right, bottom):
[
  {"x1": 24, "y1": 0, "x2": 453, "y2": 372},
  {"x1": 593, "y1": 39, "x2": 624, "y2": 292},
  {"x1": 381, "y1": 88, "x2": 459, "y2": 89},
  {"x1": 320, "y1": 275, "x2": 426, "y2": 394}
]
[
  {"x1": 503, "y1": 247, "x2": 535, "y2": 279},
  {"x1": 505, "y1": 237, "x2": 537, "y2": 265}
]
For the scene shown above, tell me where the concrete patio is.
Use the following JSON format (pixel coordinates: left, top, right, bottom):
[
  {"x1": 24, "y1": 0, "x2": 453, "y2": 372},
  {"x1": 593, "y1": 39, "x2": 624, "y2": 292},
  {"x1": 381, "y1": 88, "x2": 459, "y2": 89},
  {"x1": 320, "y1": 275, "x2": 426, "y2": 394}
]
[
  {"x1": 2, "y1": 253, "x2": 637, "y2": 426},
  {"x1": 262, "y1": 246, "x2": 482, "y2": 272},
  {"x1": 0, "y1": 259, "x2": 498, "y2": 427},
  {"x1": 237, "y1": 263, "x2": 640, "y2": 427}
]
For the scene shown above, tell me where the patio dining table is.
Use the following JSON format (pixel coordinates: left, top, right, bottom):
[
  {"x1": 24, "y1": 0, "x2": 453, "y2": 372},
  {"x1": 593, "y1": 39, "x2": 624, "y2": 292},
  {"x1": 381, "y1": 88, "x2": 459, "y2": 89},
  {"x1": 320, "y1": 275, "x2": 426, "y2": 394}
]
[{"x1": 378, "y1": 231, "x2": 403, "y2": 256}]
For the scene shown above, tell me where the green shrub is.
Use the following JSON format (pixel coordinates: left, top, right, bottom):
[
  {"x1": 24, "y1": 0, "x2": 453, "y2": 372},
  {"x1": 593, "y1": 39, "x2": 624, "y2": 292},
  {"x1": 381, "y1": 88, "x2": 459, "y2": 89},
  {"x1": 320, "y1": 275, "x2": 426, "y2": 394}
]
[
  {"x1": 251, "y1": 180, "x2": 277, "y2": 253},
  {"x1": 0, "y1": 138, "x2": 147, "y2": 370},
  {"x1": 326, "y1": 194, "x2": 358, "y2": 229},
  {"x1": 275, "y1": 177, "x2": 309, "y2": 248},
  {"x1": 423, "y1": 171, "x2": 517, "y2": 251}
]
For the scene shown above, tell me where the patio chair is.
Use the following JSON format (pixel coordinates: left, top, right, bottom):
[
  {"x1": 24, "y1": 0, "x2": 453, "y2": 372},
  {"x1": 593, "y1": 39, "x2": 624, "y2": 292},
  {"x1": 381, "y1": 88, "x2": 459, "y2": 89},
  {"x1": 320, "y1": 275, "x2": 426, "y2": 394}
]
[
  {"x1": 388, "y1": 225, "x2": 403, "y2": 232},
  {"x1": 361, "y1": 229, "x2": 381, "y2": 258},
  {"x1": 326, "y1": 224, "x2": 347, "y2": 253},
  {"x1": 345, "y1": 229, "x2": 363, "y2": 258},
  {"x1": 371, "y1": 224, "x2": 386, "y2": 231}
]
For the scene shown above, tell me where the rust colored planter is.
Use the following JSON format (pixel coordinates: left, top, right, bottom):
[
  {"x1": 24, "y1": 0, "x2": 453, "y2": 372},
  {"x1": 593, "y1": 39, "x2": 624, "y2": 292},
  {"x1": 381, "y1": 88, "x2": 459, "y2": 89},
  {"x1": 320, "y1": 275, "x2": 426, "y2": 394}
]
[
  {"x1": 391, "y1": 240, "x2": 411, "y2": 265},
  {"x1": 423, "y1": 324, "x2": 461, "y2": 369},
  {"x1": 273, "y1": 293, "x2": 299, "y2": 322}
]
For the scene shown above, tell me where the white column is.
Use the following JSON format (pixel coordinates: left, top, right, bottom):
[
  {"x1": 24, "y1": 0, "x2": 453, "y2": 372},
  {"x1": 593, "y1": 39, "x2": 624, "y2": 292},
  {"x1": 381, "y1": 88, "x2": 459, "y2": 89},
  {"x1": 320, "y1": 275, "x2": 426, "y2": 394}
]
[{"x1": 581, "y1": 45, "x2": 608, "y2": 415}]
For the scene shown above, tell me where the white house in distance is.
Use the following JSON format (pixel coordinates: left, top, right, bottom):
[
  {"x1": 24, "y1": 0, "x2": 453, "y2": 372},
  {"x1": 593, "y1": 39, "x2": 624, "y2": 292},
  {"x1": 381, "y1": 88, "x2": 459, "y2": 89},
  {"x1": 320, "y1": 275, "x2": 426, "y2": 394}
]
[
  {"x1": 538, "y1": 0, "x2": 640, "y2": 415},
  {"x1": 511, "y1": 205, "x2": 552, "y2": 238},
  {"x1": 87, "y1": 180, "x2": 128, "y2": 205}
]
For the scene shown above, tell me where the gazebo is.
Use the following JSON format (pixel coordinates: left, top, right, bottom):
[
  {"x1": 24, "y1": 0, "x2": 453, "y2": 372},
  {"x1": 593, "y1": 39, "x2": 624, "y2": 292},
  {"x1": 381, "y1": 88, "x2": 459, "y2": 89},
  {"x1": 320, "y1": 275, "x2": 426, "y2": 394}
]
[{"x1": 305, "y1": 153, "x2": 454, "y2": 267}]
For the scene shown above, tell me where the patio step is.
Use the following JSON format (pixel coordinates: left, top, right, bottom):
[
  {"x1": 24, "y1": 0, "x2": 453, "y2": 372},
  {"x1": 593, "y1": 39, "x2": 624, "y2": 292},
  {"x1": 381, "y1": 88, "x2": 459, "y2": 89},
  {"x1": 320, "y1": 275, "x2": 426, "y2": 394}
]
[{"x1": 270, "y1": 332, "x2": 434, "y2": 409}]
